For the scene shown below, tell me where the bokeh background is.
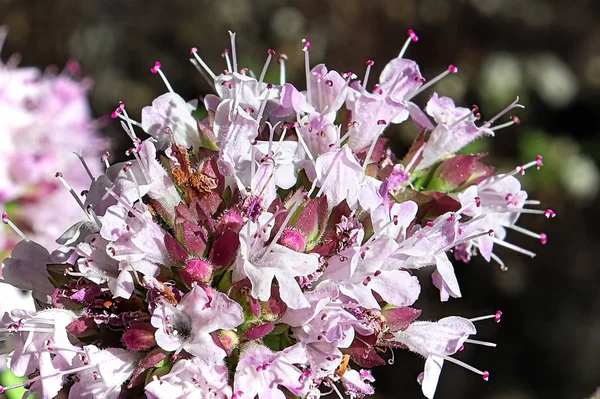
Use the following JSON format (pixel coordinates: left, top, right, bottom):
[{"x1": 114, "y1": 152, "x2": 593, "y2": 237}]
[{"x1": 1, "y1": 0, "x2": 599, "y2": 398}]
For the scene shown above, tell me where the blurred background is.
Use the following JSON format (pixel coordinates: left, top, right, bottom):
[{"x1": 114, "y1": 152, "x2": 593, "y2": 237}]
[{"x1": 0, "y1": 0, "x2": 599, "y2": 398}]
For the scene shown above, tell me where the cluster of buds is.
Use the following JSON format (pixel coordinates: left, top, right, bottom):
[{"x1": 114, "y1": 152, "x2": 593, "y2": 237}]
[{"x1": 0, "y1": 30, "x2": 552, "y2": 399}]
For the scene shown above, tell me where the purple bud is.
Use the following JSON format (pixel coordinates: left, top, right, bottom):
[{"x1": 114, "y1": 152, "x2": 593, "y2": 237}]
[
  {"x1": 215, "y1": 209, "x2": 244, "y2": 236},
  {"x1": 278, "y1": 229, "x2": 306, "y2": 252},
  {"x1": 181, "y1": 221, "x2": 208, "y2": 257},
  {"x1": 209, "y1": 230, "x2": 240, "y2": 270},
  {"x1": 164, "y1": 232, "x2": 188, "y2": 263},
  {"x1": 179, "y1": 258, "x2": 213, "y2": 287},
  {"x1": 123, "y1": 324, "x2": 157, "y2": 351}
]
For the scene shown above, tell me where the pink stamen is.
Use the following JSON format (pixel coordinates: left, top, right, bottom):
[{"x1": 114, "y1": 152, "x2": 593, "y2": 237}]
[
  {"x1": 150, "y1": 61, "x2": 161, "y2": 74},
  {"x1": 190, "y1": 47, "x2": 217, "y2": 80},
  {"x1": 448, "y1": 65, "x2": 458, "y2": 73},
  {"x1": 399, "y1": 29, "x2": 419, "y2": 58},
  {"x1": 408, "y1": 29, "x2": 419, "y2": 42},
  {"x1": 495, "y1": 310, "x2": 502, "y2": 323},
  {"x1": 536, "y1": 155, "x2": 543, "y2": 169},
  {"x1": 278, "y1": 54, "x2": 288, "y2": 85},
  {"x1": 540, "y1": 233, "x2": 547, "y2": 244},
  {"x1": 544, "y1": 209, "x2": 556, "y2": 218},
  {"x1": 483, "y1": 371, "x2": 490, "y2": 381},
  {"x1": 362, "y1": 60, "x2": 374, "y2": 94},
  {"x1": 302, "y1": 38, "x2": 312, "y2": 104}
]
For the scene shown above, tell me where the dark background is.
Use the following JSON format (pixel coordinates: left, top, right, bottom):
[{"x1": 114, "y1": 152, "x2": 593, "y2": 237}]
[{"x1": 1, "y1": 1, "x2": 599, "y2": 398}]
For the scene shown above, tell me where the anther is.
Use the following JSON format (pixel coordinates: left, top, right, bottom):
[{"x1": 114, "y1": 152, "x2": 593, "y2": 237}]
[
  {"x1": 150, "y1": 61, "x2": 161, "y2": 74},
  {"x1": 408, "y1": 29, "x2": 419, "y2": 42},
  {"x1": 483, "y1": 371, "x2": 490, "y2": 381},
  {"x1": 1, "y1": 212, "x2": 28, "y2": 240},
  {"x1": 495, "y1": 310, "x2": 502, "y2": 323},
  {"x1": 536, "y1": 155, "x2": 543, "y2": 169},
  {"x1": 399, "y1": 29, "x2": 419, "y2": 58}
]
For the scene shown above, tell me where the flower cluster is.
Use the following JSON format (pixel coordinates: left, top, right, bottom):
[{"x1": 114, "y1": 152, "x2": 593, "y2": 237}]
[
  {"x1": 0, "y1": 30, "x2": 553, "y2": 399},
  {"x1": 0, "y1": 27, "x2": 105, "y2": 320},
  {"x1": 0, "y1": 27, "x2": 105, "y2": 252}
]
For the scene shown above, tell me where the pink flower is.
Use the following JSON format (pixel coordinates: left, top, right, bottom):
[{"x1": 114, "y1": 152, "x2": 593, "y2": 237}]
[
  {"x1": 151, "y1": 285, "x2": 243, "y2": 362},
  {"x1": 233, "y1": 343, "x2": 310, "y2": 399},
  {"x1": 145, "y1": 357, "x2": 232, "y2": 399}
]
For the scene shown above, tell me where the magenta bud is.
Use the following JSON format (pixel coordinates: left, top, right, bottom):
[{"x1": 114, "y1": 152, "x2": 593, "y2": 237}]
[
  {"x1": 278, "y1": 229, "x2": 306, "y2": 252},
  {"x1": 209, "y1": 230, "x2": 240, "y2": 269},
  {"x1": 381, "y1": 307, "x2": 422, "y2": 332},
  {"x1": 123, "y1": 324, "x2": 157, "y2": 351},
  {"x1": 215, "y1": 209, "x2": 244, "y2": 236},
  {"x1": 181, "y1": 221, "x2": 208, "y2": 257},
  {"x1": 164, "y1": 232, "x2": 188, "y2": 263},
  {"x1": 244, "y1": 323, "x2": 275, "y2": 340},
  {"x1": 179, "y1": 258, "x2": 213, "y2": 287}
]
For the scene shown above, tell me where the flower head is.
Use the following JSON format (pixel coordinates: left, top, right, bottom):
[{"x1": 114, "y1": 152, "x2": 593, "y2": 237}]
[{"x1": 0, "y1": 29, "x2": 549, "y2": 399}]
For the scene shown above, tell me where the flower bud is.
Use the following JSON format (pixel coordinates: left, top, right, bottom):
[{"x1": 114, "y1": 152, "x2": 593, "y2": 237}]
[
  {"x1": 123, "y1": 324, "x2": 157, "y2": 351},
  {"x1": 216, "y1": 329, "x2": 240, "y2": 355},
  {"x1": 278, "y1": 229, "x2": 306, "y2": 252},
  {"x1": 179, "y1": 258, "x2": 213, "y2": 287},
  {"x1": 215, "y1": 209, "x2": 244, "y2": 236}
]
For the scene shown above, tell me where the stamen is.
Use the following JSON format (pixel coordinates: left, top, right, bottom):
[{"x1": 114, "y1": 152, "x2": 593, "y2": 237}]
[
  {"x1": 362, "y1": 122, "x2": 387, "y2": 172},
  {"x1": 258, "y1": 49, "x2": 275, "y2": 89},
  {"x1": 405, "y1": 65, "x2": 458, "y2": 101},
  {"x1": 481, "y1": 97, "x2": 525, "y2": 128},
  {"x1": 398, "y1": 29, "x2": 419, "y2": 58},
  {"x1": 440, "y1": 354, "x2": 488, "y2": 380},
  {"x1": 124, "y1": 162, "x2": 143, "y2": 207},
  {"x1": 490, "y1": 118, "x2": 519, "y2": 132},
  {"x1": 362, "y1": 60, "x2": 374, "y2": 94},
  {"x1": 278, "y1": 54, "x2": 288, "y2": 86},
  {"x1": 294, "y1": 118, "x2": 315, "y2": 163},
  {"x1": 506, "y1": 224, "x2": 547, "y2": 244},
  {"x1": 105, "y1": 188, "x2": 146, "y2": 221},
  {"x1": 465, "y1": 339, "x2": 497, "y2": 348},
  {"x1": 302, "y1": 38, "x2": 312, "y2": 105},
  {"x1": 189, "y1": 58, "x2": 216, "y2": 90},
  {"x1": 544, "y1": 209, "x2": 556, "y2": 218},
  {"x1": 478, "y1": 156, "x2": 544, "y2": 188},
  {"x1": 256, "y1": 85, "x2": 273, "y2": 124},
  {"x1": 73, "y1": 152, "x2": 94, "y2": 181},
  {"x1": 150, "y1": 61, "x2": 175, "y2": 94},
  {"x1": 2, "y1": 212, "x2": 28, "y2": 240},
  {"x1": 221, "y1": 49, "x2": 232, "y2": 73},
  {"x1": 228, "y1": 31, "x2": 238, "y2": 73},
  {"x1": 438, "y1": 230, "x2": 494, "y2": 254},
  {"x1": 87, "y1": 205, "x2": 102, "y2": 228},
  {"x1": 56, "y1": 172, "x2": 93, "y2": 221},
  {"x1": 490, "y1": 252, "x2": 508, "y2": 271},
  {"x1": 449, "y1": 110, "x2": 476, "y2": 128},
  {"x1": 492, "y1": 237, "x2": 536, "y2": 258},
  {"x1": 469, "y1": 311, "x2": 502, "y2": 323},
  {"x1": 101, "y1": 151, "x2": 110, "y2": 169},
  {"x1": 190, "y1": 47, "x2": 217, "y2": 80},
  {"x1": 322, "y1": 72, "x2": 356, "y2": 115}
]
